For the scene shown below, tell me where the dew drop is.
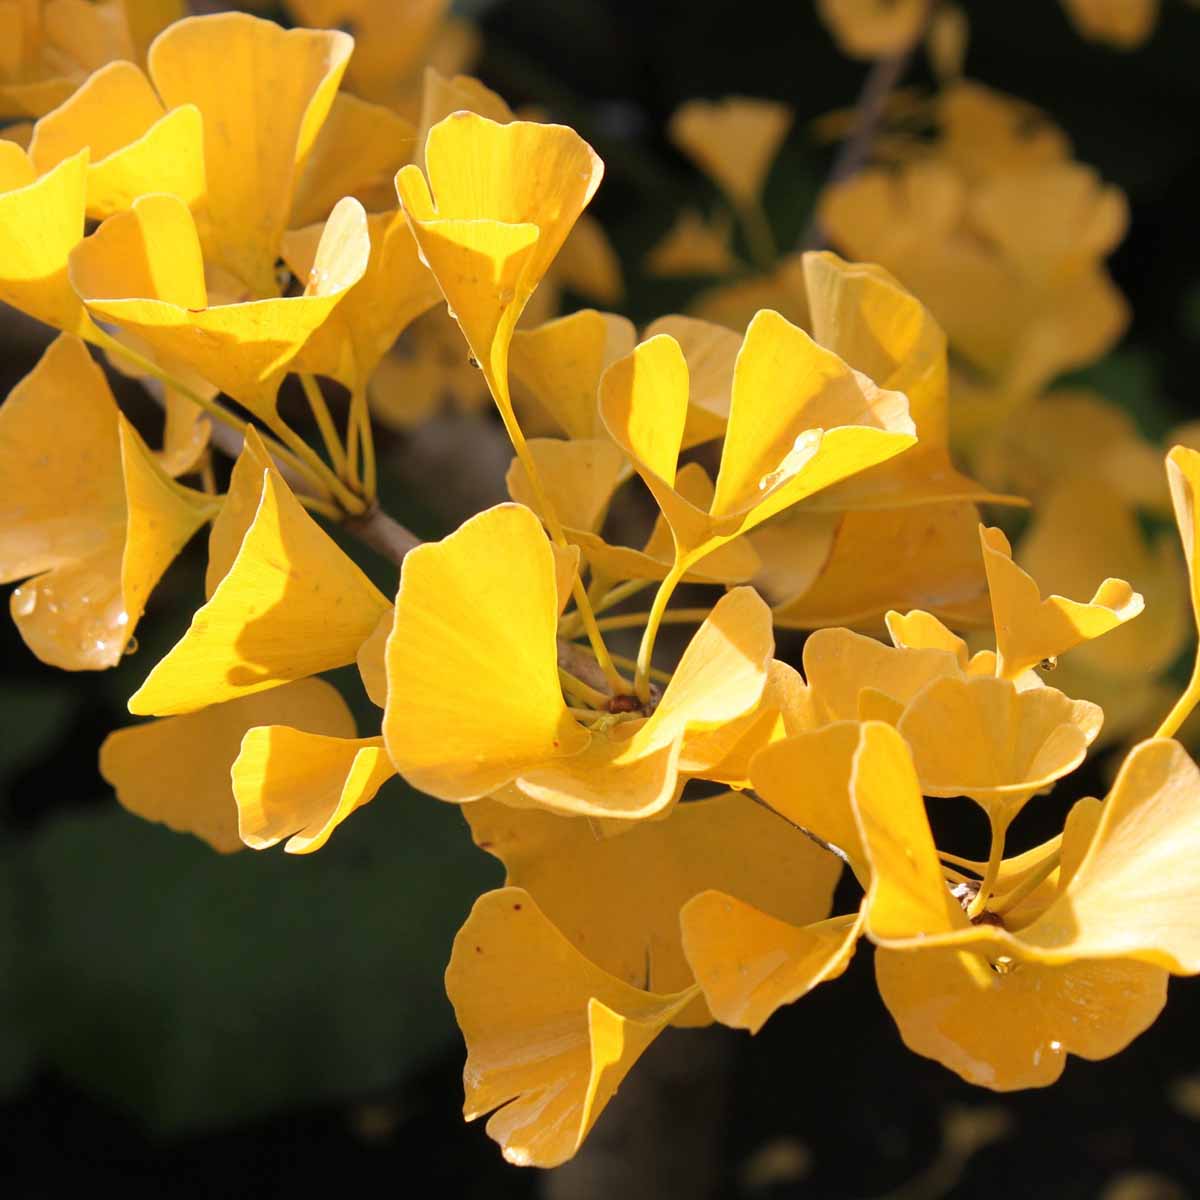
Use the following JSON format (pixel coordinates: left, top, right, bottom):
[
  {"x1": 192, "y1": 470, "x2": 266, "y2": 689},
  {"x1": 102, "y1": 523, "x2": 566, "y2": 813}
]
[
  {"x1": 123, "y1": 635, "x2": 139, "y2": 656},
  {"x1": 989, "y1": 955, "x2": 1017, "y2": 976},
  {"x1": 467, "y1": 354, "x2": 480, "y2": 369},
  {"x1": 12, "y1": 588, "x2": 35, "y2": 617},
  {"x1": 1038, "y1": 656, "x2": 1058, "y2": 671}
]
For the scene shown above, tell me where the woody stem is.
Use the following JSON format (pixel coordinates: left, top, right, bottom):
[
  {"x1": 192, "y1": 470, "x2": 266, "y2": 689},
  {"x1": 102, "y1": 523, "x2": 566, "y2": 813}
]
[{"x1": 799, "y1": 0, "x2": 935, "y2": 250}]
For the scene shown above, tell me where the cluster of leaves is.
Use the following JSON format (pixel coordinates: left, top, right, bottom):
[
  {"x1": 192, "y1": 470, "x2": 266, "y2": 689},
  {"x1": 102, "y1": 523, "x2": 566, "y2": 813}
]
[{"x1": 3, "y1": 0, "x2": 1200, "y2": 1173}]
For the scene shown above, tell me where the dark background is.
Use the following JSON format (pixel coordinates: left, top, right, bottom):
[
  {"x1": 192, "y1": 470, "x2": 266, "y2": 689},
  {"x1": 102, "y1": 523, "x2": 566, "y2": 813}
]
[{"x1": 4, "y1": 1, "x2": 1200, "y2": 1196}]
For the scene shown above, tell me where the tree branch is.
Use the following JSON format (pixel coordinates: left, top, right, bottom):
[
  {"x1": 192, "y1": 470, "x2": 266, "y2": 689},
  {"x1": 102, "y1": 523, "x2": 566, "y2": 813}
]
[{"x1": 800, "y1": 0, "x2": 936, "y2": 251}]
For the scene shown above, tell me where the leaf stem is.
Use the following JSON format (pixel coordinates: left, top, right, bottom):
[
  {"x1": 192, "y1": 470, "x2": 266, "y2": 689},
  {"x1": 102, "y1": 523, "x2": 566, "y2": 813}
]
[
  {"x1": 966, "y1": 815, "x2": 1009, "y2": 920},
  {"x1": 95, "y1": 328, "x2": 332, "y2": 498},
  {"x1": 634, "y1": 558, "x2": 687, "y2": 703},
  {"x1": 1155, "y1": 654, "x2": 1200, "y2": 739},
  {"x1": 558, "y1": 666, "x2": 611, "y2": 710},
  {"x1": 593, "y1": 607, "x2": 713, "y2": 634},
  {"x1": 299, "y1": 373, "x2": 347, "y2": 478},
  {"x1": 991, "y1": 848, "x2": 1062, "y2": 918}
]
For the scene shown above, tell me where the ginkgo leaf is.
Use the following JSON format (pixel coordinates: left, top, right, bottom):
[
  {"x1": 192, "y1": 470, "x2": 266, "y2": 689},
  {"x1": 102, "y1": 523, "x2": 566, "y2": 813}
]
[
  {"x1": 129, "y1": 470, "x2": 390, "y2": 715},
  {"x1": 446, "y1": 887, "x2": 696, "y2": 1168},
  {"x1": 2, "y1": 336, "x2": 216, "y2": 670},
  {"x1": 681, "y1": 898, "x2": 863, "y2": 1033},
  {"x1": 29, "y1": 60, "x2": 205, "y2": 219},
  {"x1": 72, "y1": 193, "x2": 370, "y2": 425},
  {"x1": 395, "y1": 113, "x2": 603, "y2": 426},
  {"x1": 668, "y1": 96, "x2": 792, "y2": 206},
  {"x1": 464, "y1": 789, "x2": 840, "y2": 1026},
  {"x1": 383, "y1": 503, "x2": 589, "y2": 803},
  {"x1": 234, "y1": 728, "x2": 395, "y2": 854},
  {"x1": 897, "y1": 674, "x2": 1102, "y2": 819},
  {"x1": 980, "y1": 524, "x2": 1143, "y2": 680},
  {"x1": 509, "y1": 309, "x2": 635, "y2": 440},
  {"x1": 100, "y1": 679, "x2": 355, "y2": 853},
  {"x1": 0, "y1": 149, "x2": 94, "y2": 337},
  {"x1": 149, "y1": 12, "x2": 353, "y2": 297}
]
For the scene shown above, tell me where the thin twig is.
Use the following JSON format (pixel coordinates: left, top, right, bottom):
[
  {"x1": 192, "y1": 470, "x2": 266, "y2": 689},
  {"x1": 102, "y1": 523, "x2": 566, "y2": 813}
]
[
  {"x1": 800, "y1": 0, "x2": 935, "y2": 251},
  {"x1": 744, "y1": 789, "x2": 853, "y2": 869}
]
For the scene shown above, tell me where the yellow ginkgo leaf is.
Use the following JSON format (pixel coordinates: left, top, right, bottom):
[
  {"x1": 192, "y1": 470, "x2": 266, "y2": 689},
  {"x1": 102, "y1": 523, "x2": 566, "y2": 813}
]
[
  {"x1": 693, "y1": 250, "x2": 811, "y2": 332},
  {"x1": 28, "y1": 60, "x2": 205, "y2": 219},
  {"x1": 464, "y1": 789, "x2": 840, "y2": 1027},
  {"x1": 642, "y1": 314, "x2": 740, "y2": 448},
  {"x1": 71, "y1": 192, "x2": 370, "y2": 426},
  {"x1": 0, "y1": 147, "x2": 93, "y2": 337},
  {"x1": 446, "y1": 887, "x2": 697, "y2": 1168},
  {"x1": 383, "y1": 503, "x2": 589, "y2": 802},
  {"x1": 1011, "y1": 739, "x2": 1200, "y2": 972},
  {"x1": 1018, "y1": 480, "x2": 1188, "y2": 679},
  {"x1": 129, "y1": 469, "x2": 390, "y2": 715},
  {"x1": 157, "y1": 385, "x2": 211, "y2": 478},
  {"x1": 771, "y1": 503, "x2": 992, "y2": 630},
  {"x1": 935, "y1": 81, "x2": 1069, "y2": 184},
  {"x1": 874, "y1": 944, "x2": 1166, "y2": 1091},
  {"x1": 289, "y1": 91, "x2": 415, "y2": 229},
  {"x1": 897, "y1": 675, "x2": 1102, "y2": 821},
  {"x1": 852, "y1": 720, "x2": 970, "y2": 943},
  {"x1": 290, "y1": 0, "x2": 451, "y2": 111},
  {"x1": 679, "y1": 658, "x2": 817, "y2": 786},
  {"x1": 816, "y1": 0, "x2": 927, "y2": 58},
  {"x1": 885, "y1": 609, "x2": 969, "y2": 666},
  {"x1": 853, "y1": 724, "x2": 1187, "y2": 1089},
  {"x1": 413, "y1": 67, "x2": 513, "y2": 163},
  {"x1": 204, "y1": 426, "x2": 276, "y2": 599},
  {"x1": 356, "y1": 609, "x2": 390, "y2": 708},
  {"x1": 800, "y1": 251, "x2": 1024, "y2": 511},
  {"x1": 667, "y1": 96, "x2": 792, "y2": 207},
  {"x1": 281, "y1": 207, "x2": 442, "y2": 394},
  {"x1": 751, "y1": 720, "x2": 869, "y2": 879},
  {"x1": 504, "y1": 438, "x2": 625, "y2": 534},
  {"x1": 122, "y1": 0, "x2": 187, "y2": 62},
  {"x1": 553, "y1": 211, "x2": 623, "y2": 306},
  {"x1": 980, "y1": 523, "x2": 1144, "y2": 680},
  {"x1": 149, "y1": 12, "x2": 353, "y2": 297},
  {"x1": 514, "y1": 587, "x2": 774, "y2": 818},
  {"x1": 387, "y1": 503, "x2": 772, "y2": 820},
  {"x1": 974, "y1": 389, "x2": 1169, "y2": 514},
  {"x1": 801, "y1": 626, "x2": 961, "y2": 725},
  {"x1": 509, "y1": 309, "x2": 635, "y2": 440},
  {"x1": 1161, "y1": 446, "x2": 1200, "y2": 737},
  {"x1": 395, "y1": 113, "x2": 603, "y2": 427},
  {"x1": 100, "y1": 679, "x2": 355, "y2": 853},
  {"x1": 1, "y1": 335, "x2": 217, "y2": 670},
  {"x1": 644, "y1": 209, "x2": 737, "y2": 278},
  {"x1": 601, "y1": 311, "x2": 916, "y2": 568},
  {"x1": 681, "y1": 898, "x2": 863, "y2": 1033},
  {"x1": 234, "y1": 728, "x2": 395, "y2": 854},
  {"x1": 508, "y1": 445, "x2": 760, "y2": 585},
  {"x1": 819, "y1": 160, "x2": 1129, "y2": 396},
  {"x1": 1060, "y1": 0, "x2": 1158, "y2": 49}
]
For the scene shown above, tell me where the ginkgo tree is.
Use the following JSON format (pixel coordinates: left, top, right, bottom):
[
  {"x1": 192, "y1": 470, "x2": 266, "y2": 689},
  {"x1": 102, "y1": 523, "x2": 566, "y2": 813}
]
[{"x1": 2, "y1": 0, "x2": 1200, "y2": 1174}]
